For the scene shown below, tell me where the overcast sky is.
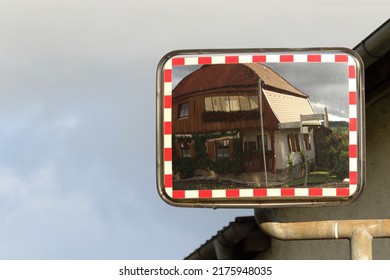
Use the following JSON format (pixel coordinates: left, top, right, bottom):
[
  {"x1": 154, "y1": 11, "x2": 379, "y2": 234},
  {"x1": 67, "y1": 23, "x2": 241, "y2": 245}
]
[
  {"x1": 265, "y1": 62, "x2": 349, "y2": 120},
  {"x1": 0, "y1": 0, "x2": 388, "y2": 259}
]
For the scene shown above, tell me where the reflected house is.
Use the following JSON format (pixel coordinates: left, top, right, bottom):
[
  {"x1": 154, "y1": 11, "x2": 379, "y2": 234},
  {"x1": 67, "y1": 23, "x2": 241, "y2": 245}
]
[{"x1": 172, "y1": 63, "x2": 319, "y2": 176}]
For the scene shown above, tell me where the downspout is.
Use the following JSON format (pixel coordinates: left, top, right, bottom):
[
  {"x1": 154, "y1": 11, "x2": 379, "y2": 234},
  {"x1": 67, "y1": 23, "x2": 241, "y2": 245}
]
[{"x1": 254, "y1": 209, "x2": 390, "y2": 260}]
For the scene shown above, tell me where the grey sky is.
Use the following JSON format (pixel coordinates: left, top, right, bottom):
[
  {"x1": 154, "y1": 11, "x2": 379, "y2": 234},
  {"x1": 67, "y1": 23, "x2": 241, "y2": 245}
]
[
  {"x1": 0, "y1": 0, "x2": 388, "y2": 259},
  {"x1": 265, "y1": 63, "x2": 349, "y2": 120}
]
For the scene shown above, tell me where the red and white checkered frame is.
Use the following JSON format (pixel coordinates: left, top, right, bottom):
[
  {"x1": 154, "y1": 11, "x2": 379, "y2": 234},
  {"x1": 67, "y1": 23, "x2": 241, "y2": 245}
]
[{"x1": 160, "y1": 51, "x2": 362, "y2": 204}]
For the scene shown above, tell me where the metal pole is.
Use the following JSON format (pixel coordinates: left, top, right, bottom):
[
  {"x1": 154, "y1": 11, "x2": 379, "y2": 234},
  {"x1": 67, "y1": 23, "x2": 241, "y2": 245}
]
[
  {"x1": 258, "y1": 79, "x2": 268, "y2": 187},
  {"x1": 303, "y1": 148, "x2": 308, "y2": 188},
  {"x1": 300, "y1": 115, "x2": 309, "y2": 188}
]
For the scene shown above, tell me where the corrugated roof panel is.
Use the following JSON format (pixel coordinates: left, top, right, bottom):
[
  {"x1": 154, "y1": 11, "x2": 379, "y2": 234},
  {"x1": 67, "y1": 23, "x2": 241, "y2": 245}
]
[{"x1": 263, "y1": 89, "x2": 316, "y2": 124}]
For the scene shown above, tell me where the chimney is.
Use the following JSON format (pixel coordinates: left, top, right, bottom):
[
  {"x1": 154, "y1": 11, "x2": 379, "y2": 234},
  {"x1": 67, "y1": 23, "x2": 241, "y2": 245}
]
[{"x1": 324, "y1": 107, "x2": 329, "y2": 128}]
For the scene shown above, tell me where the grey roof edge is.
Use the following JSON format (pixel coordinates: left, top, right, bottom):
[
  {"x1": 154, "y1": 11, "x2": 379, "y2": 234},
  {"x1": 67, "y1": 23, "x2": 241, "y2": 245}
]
[
  {"x1": 184, "y1": 216, "x2": 268, "y2": 260},
  {"x1": 353, "y1": 18, "x2": 390, "y2": 68}
]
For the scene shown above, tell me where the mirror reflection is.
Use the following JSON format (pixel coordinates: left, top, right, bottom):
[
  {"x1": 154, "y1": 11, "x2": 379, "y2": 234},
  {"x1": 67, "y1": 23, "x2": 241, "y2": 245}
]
[{"x1": 171, "y1": 61, "x2": 349, "y2": 192}]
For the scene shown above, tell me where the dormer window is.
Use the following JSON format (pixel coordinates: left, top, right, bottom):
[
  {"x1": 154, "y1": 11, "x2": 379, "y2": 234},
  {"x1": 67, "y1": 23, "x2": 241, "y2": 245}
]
[{"x1": 204, "y1": 95, "x2": 259, "y2": 112}]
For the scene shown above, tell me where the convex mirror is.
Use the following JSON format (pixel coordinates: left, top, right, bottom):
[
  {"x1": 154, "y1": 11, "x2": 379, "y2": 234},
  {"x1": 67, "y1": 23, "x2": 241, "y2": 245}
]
[{"x1": 157, "y1": 48, "x2": 364, "y2": 208}]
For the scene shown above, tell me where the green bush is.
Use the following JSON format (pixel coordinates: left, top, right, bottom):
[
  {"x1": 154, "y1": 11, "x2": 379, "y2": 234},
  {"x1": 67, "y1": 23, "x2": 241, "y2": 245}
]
[
  {"x1": 211, "y1": 158, "x2": 235, "y2": 174},
  {"x1": 324, "y1": 128, "x2": 349, "y2": 179},
  {"x1": 175, "y1": 158, "x2": 197, "y2": 179},
  {"x1": 332, "y1": 150, "x2": 349, "y2": 179}
]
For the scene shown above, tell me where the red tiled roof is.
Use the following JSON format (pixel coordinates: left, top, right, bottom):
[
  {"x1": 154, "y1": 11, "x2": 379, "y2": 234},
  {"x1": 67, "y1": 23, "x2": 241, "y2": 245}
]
[{"x1": 173, "y1": 63, "x2": 307, "y2": 98}]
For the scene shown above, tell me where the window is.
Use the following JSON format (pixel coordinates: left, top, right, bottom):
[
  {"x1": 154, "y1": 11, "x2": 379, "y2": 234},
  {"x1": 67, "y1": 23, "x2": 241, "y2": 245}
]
[
  {"x1": 179, "y1": 141, "x2": 191, "y2": 158},
  {"x1": 244, "y1": 141, "x2": 257, "y2": 152},
  {"x1": 216, "y1": 139, "x2": 230, "y2": 158},
  {"x1": 205, "y1": 97, "x2": 213, "y2": 111},
  {"x1": 178, "y1": 102, "x2": 189, "y2": 118},
  {"x1": 257, "y1": 135, "x2": 268, "y2": 153},
  {"x1": 239, "y1": 96, "x2": 251, "y2": 111},
  {"x1": 228, "y1": 96, "x2": 240, "y2": 111},
  {"x1": 248, "y1": 96, "x2": 259, "y2": 110},
  {"x1": 303, "y1": 134, "x2": 311, "y2": 151},
  {"x1": 287, "y1": 133, "x2": 301, "y2": 153},
  {"x1": 221, "y1": 96, "x2": 230, "y2": 112},
  {"x1": 211, "y1": 97, "x2": 222, "y2": 111},
  {"x1": 204, "y1": 95, "x2": 259, "y2": 112}
]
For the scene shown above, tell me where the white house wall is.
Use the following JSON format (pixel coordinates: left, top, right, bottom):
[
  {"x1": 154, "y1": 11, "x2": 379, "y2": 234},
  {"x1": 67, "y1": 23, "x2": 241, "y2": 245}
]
[
  {"x1": 241, "y1": 131, "x2": 270, "y2": 151},
  {"x1": 274, "y1": 129, "x2": 315, "y2": 171}
]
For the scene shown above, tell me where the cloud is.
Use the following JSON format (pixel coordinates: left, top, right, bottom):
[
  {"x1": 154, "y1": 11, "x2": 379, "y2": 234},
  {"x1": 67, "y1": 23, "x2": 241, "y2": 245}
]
[{"x1": 265, "y1": 62, "x2": 349, "y2": 119}]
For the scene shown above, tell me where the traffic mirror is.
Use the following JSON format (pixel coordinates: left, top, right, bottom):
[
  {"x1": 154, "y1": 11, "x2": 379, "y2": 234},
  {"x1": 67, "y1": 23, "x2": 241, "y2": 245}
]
[{"x1": 156, "y1": 48, "x2": 365, "y2": 208}]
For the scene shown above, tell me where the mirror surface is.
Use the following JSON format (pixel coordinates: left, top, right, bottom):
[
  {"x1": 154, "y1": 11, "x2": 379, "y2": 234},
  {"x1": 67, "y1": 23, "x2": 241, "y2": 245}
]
[{"x1": 157, "y1": 49, "x2": 364, "y2": 207}]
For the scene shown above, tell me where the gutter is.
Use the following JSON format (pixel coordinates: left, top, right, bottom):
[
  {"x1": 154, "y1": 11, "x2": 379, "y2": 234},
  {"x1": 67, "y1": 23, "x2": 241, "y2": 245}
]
[
  {"x1": 255, "y1": 209, "x2": 390, "y2": 260},
  {"x1": 353, "y1": 18, "x2": 390, "y2": 68}
]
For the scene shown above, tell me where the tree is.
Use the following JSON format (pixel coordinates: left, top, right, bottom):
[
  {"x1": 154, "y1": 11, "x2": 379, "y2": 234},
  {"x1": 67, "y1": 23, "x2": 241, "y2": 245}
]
[{"x1": 325, "y1": 127, "x2": 349, "y2": 179}]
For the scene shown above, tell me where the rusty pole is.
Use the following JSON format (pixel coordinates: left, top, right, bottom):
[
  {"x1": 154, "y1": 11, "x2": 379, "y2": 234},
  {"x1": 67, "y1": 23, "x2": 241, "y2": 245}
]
[{"x1": 254, "y1": 209, "x2": 390, "y2": 260}]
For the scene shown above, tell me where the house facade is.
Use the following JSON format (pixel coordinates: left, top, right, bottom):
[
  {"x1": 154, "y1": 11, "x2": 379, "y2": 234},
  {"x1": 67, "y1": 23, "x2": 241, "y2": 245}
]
[{"x1": 172, "y1": 63, "x2": 319, "y2": 178}]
